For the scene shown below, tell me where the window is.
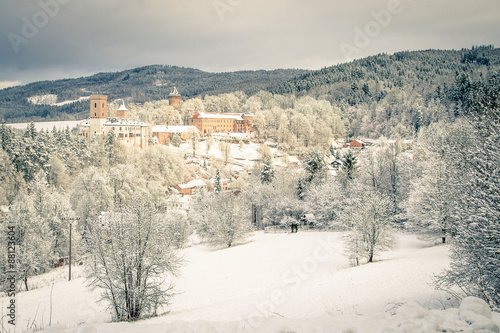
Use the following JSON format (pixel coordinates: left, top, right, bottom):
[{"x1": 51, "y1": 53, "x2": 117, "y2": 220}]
[{"x1": 95, "y1": 103, "x2": 97, "y2": 108}]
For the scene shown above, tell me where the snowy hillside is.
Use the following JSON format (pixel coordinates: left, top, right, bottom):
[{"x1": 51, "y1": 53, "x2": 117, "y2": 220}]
[{"x1": 3, "y1": 231, "x2": 498, "y2": 332}]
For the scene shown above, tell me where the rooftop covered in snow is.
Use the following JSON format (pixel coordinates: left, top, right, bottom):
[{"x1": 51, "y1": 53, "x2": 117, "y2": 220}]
[{"x1": 152, "y1": 125, "x2": 200, "y2": 133}]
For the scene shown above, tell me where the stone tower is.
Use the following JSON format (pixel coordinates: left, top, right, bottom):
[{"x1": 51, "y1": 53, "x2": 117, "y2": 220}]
[
  {"x1": 117, "y1": 100, "x2": 129, "y2": 118},
  {"x1": 89, "y1": 95, "x2": 107, "y2": 136},
  {"x1": 169, "y1": 86, "x2": 181, "y2": 110}
]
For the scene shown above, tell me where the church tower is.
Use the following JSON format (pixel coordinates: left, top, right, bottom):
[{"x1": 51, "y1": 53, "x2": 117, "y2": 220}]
[
  {"x1": 168, "y1": 86, "x2": 181, "y2": 110},
  {"x1": 89, "y1": 95, "x2": 107, "y2": 136},
  {"x1": 117, "y1": 100, "x2": 129, "y2": 118}
]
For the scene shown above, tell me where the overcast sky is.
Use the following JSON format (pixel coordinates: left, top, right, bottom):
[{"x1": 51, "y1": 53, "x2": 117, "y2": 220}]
[{"x1": 1, "y1": 0, "x2": 499, "y2": 88}]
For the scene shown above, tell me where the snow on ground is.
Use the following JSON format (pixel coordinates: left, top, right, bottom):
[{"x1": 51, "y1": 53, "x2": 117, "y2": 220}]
[
  {"x1": 6, "y1": 120, "x2": 83, "y2": 131},
  {"x1": 4, "y1": 231, "x2": 497, "y2": 333},
  {"x1": 179, "y1": 139, "x2": 261, "y2": 168}
]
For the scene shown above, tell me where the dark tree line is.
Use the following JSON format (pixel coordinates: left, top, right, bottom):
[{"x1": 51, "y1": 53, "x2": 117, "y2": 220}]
[{"x1": 0, "y1": 66, "x2": 309, "y2": 123}]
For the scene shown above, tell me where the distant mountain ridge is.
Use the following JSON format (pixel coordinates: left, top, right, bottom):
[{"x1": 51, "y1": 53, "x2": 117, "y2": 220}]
[
  {"x1": 0, "y1": 66, "x2": 310, "y2": 123},
  {"x1": 268, "y1": 46, "x2": 500, "y2": 107},
  {"x1": 2, "y1": 46, "x2": 499, "y2": 124}
]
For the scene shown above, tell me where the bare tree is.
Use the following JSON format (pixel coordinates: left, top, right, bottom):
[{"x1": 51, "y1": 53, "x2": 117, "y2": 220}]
[
  {"x1": 191, "y1": 191, "x2": 252, "y2": 247},
  {"x1": 342, "y1": 187, "x2": 396, "y2": 264},
  {"x1": 86, "y1": 197, "x2": 181, "y2": 321}
]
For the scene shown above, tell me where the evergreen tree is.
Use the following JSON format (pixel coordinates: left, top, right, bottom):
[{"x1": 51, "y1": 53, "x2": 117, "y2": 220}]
[
  {"x1": 171, "y1": 133, "x2": 181, "y2": 147},
  {"x1": 214, "y1": 169, "x2": 222, "y2": 193},
  {"x1": 260, "y1": 156, "x2": 275, "y2": 184},
  {"x1": 105, "y1": 128, "x2": 119, "y2": 165},
  {"x1": 297, "y1": 150, "x2": 327, "y2": 199},
  {"x1": 340, "y1": 150, "x2": 358, "y2": 183},
  {"x1": 24, "y1": 122, "x2": 37, "y2": 140}
]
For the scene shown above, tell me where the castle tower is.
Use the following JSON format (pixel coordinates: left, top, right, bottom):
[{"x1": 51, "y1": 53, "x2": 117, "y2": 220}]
[
  {"x1": 117, "y1": 101, "x2": 129, "y2": 118},
  {"x1": 89, "y1": 95, "x2": 107, "y2": 137},
  {"x1": 169, "y1": 86, "x2": 181, "y2": 110}
]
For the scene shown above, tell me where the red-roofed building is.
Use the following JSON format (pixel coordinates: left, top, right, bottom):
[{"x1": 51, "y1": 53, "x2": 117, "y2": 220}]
[{"x1": 189, "y1": 112, "x2": 253, "y2": 134}]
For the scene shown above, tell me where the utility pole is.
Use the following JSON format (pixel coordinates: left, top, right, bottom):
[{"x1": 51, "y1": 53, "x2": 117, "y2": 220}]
[{"x1": 61, "y1": 217, "x2": 80, "y2": 281}]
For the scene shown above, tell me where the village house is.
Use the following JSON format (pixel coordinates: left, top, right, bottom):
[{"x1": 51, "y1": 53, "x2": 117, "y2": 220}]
[
  {"x1": 152, "y1": 125, "x2": 200, "y2": 145},
  {"x1": 349, "y1": 140, "x2": 366, "y2": 149},
  {"x1": 189, "y1": 112, "x2": 253, "y2": 135},
  {"x1": 209, "y1": 177, "x2": 230, "y2": 192},
  {"x1": 174, "y1": 179, "x2": 207, "y2": 196},
  {"x1": 165, "y1": 194, "x2": 191, "y2": 211}
]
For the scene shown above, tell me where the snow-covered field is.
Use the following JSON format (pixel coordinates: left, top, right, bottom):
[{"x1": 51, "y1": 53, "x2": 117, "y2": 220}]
[
  {"x1": 6, "y1": 120, "x2": 83, "y2": 131},
  {"x1": 3, "y1": 231, "x2": 498, "y2": 332}
]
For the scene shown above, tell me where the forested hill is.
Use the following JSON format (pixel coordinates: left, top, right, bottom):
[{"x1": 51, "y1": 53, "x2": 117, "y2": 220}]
[
  {"x1": 2, "y1": 46, "x2": 499, "y2": 125},
  {"x1": 268, "y1": 46, "x2": 500, "y2": 106},
  {"x1": 0, "y1": 66, "x2": 309, "y2": 123}
]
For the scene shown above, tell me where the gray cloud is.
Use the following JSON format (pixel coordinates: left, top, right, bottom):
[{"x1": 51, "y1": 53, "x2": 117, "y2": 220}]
[{"x1": 1, "y1": 0, "x2": 499, "y2": 85}]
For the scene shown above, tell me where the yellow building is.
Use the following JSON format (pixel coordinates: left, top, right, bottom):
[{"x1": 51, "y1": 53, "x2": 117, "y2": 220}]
[
  {"x1": 189, "y1": 112, "x2": 253, "y2": 135},
  {"x1": 152, "y1": 125, "x2": 200, "y2": 145}
]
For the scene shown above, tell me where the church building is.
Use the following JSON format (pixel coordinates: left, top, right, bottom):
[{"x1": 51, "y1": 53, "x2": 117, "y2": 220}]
[{"x1": 79, "y1": 95, "x2": 149, "y2": 148}]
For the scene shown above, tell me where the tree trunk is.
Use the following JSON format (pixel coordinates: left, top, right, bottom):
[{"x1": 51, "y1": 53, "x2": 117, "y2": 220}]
[{"x1": 442, "y1": 227, "x2": 446, "y2": 244}]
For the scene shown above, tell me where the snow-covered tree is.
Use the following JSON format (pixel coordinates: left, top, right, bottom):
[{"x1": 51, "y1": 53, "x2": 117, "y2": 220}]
[
  {"x1": 360, "y1": 141, "x2": 413, "y2": 220},
  {"x1": 134, "y1": 146, "x2": 186, "y2": 188},
  {"x1": 191, "y1": 191, "x2": 252, "y2": 247},
  {"x1": 406, "y1": 157, "x2": 458, "y2": 243},
  {"x1": 46, "y1": 155, "x2": 70, "y2": 189},
  {"x1": 302, "y1": 178, "x2": 341, "y2": 228},
  {"x1": 214, "y1": 169, "x2": 222, "y2": 193},
  {"x1": 0, "y1": 149, "x2": 23, "y2": 205},
  {"x1": 245, "y1": 169, "x2": 305, "y2": 227},
  {"x1": 436, "y1": 74, "x2": 500, "y2": 308},
  {"x1": 105, "y1": 128, "x2": 123, "y2": 165},
  {"x1": 171, "y1": 133, "x2": 181, "y2": 147},
  {"x1": 86, "y1": 198, "x2": 181, "y2": 321},
  {"x1": 297, "y1": 150, "x2": 328, "y2": 199},
  {"x1": 9, "y1": 187, "x2": 53, "y2": 290},
  {"x1": 303, "y1": 150, "x2": 328, "y2": 181},
  {"x1": 107, "y1": 164, "x2": 146, "y2": 207},
  {"x1": 70, "y1": 166, "x2": 112, "y2": 234},
  {"x1": 165, "y1": 212, "x2": 190, "y2": 249},
  {"x1": 339, "y1": 150, "x2": 359, "y2": 184},
  {"x1": 260, "y1": 156, "x2": 275, "y2": 184},
  {"x1": 341, "y1": 187, "x2": 396, "y2": 264}
]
